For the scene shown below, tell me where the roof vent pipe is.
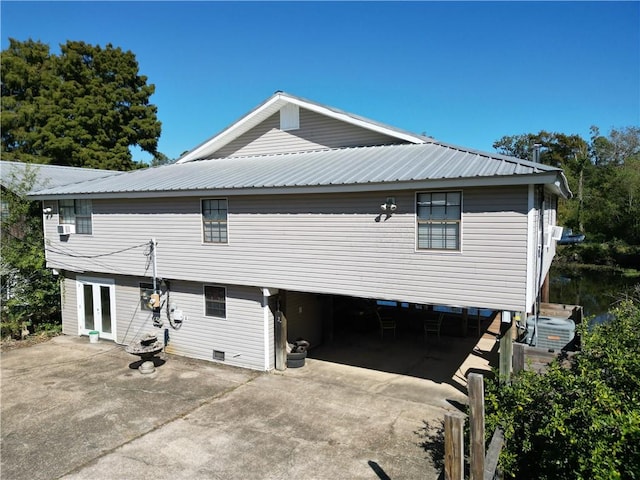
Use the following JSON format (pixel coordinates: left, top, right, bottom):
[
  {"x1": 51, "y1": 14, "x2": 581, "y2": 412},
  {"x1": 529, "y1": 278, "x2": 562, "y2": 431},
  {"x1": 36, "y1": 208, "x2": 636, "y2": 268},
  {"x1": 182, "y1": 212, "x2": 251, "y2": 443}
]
[{"x1": 532, "y1": 144, "x2": 542, "y2": 163}]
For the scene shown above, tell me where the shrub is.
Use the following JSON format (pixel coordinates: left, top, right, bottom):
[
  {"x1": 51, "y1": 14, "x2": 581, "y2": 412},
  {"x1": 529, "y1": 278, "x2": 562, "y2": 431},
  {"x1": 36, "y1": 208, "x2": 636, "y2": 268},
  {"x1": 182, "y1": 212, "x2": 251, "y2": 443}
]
[{"x1": 485, "y1": 301, "x2": 640, "y2": 479}]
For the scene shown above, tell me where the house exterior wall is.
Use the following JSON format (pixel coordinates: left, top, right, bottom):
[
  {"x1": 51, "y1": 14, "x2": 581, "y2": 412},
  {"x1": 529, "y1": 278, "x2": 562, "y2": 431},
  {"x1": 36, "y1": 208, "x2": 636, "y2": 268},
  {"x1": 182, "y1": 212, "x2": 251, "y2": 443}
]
[
  {"x1": 213, "y1": 108, "x2": 403, "y2": 158},
  {"x1": 61, "y1": 274, "x2": 77, "y2": 336},
  {"x1": 525, "y1": 186, "x2": 559, "y2": 313},
  {"x1": 59, "y1": 271, "x2": 272, "y2": 371},
  {"x1": 44, "y1": 185, "x2": 530, "y2": 312}
]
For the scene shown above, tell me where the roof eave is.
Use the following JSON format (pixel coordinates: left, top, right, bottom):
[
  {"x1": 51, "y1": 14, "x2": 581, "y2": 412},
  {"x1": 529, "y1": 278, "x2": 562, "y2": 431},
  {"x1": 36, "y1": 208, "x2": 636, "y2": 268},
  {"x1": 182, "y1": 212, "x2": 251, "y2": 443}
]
[{"x1": 28, "y1": 172, "x2": 566, "y2": 201}]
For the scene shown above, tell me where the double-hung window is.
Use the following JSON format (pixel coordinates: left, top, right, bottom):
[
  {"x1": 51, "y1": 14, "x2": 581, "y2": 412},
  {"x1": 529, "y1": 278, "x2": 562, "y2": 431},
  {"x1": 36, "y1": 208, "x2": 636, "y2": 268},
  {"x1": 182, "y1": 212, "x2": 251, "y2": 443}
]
[
  {"x1": 59, "y1": 199, "x2": 92, "y2": 234},
  {"x1": 202, "y1": 199, "x2": 228, "y2": 243},
  {"x1": 417, "y1": 191, "x2": 461, "y2": 250},
  {"x1": 204, "y1": 285, "x2": 226, "y2": 318}
]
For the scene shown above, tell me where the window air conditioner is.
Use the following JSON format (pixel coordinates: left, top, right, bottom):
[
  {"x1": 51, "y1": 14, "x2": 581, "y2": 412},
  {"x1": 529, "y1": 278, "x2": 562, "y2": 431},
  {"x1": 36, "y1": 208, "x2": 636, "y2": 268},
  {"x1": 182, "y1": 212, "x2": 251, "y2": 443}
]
[{"x1": 57, "y1": 224, "x2": 75, "y2": 235}]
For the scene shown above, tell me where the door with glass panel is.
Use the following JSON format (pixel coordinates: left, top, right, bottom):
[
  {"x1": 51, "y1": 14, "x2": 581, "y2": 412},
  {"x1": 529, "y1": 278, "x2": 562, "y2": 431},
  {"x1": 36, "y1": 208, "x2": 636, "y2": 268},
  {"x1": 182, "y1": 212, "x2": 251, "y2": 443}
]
[{"x1": 77, "y1": 277, "x2": 116, "y2": 340}]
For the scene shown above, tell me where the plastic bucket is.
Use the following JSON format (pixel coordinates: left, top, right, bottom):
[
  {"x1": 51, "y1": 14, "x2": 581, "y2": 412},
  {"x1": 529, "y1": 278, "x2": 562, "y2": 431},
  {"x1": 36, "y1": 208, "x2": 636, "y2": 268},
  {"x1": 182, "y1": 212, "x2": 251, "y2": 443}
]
[{"x1": 89, "y1": 331, "x2": 99, "y2": 343}]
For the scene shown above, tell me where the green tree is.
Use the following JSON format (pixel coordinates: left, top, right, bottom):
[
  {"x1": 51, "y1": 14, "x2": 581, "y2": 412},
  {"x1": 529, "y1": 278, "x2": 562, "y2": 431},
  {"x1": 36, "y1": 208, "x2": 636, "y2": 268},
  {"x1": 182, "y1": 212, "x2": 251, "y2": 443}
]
[
  {"x1": 150, "y1": 151, "x2": 174, "y2": 167},
  {"x1": 1, "y1": 166, "x2": 60, "y2": 338},
  {"x1": 485, "y1": 300, "x2": 640, "y2": 479},
  {"x1": 1, "y1": 38, "x2": 161, "y2": 170},
  {"x1": 494, "y1": 128, "x2": 640, "y2": 246}
]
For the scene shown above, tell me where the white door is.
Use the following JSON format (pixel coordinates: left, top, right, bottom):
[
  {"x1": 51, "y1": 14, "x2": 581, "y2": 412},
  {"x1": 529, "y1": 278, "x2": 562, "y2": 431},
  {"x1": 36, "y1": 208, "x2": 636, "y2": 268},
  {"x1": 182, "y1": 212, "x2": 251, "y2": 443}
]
[{"x1": 77, "y1": 277, "x2": 116, "y2": 340}]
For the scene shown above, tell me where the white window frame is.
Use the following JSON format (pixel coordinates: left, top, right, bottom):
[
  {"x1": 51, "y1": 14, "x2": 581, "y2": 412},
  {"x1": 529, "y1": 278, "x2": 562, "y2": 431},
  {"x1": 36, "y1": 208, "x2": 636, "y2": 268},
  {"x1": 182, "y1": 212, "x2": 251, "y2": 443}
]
[
  {"x1": 201, "y1": 198, "x2": 228, "y2": 244},
  {"x1": 76, "y1": 276, "x2": 116, "y2": 340},
  {"x1": 204, "y1": 285, "x2": 226, "y2": 319},
  {"x1": 416, "y1": 190, "x2": 462, "y2": 251}
]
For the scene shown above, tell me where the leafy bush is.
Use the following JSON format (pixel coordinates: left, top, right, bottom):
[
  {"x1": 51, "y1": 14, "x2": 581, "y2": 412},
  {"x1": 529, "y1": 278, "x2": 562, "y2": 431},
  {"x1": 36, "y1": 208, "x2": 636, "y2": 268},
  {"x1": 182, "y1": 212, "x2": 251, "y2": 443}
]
[
  {"x1": 0, "y1": 319, "x2": 22, "y2": 339},
  {"x1": 1, "y1": 166, "x2": 61, "y2": 336},
  {"x1": 485, "y1": 301, "x2": 640, "y2": 479}
]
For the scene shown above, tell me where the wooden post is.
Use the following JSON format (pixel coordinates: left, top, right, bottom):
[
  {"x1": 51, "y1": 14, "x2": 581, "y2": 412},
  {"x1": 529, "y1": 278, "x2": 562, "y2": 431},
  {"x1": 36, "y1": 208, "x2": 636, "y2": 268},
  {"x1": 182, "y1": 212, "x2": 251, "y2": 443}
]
[
  {"x1": 541, "y1": 272, "x2": 550, "y2": 303},
  {"x1": 444, "y1": 413, "x2": 464, "y2": 480},
  {"x1": 275, "y1": 310, "x2": 287, "y2": 371},
  {"x1": 499, "y1": 313, "x2": 513, "y2": 383},
  {"x1": 484, "y1": 428, "x2": 505, "y2": 480},
  {"x1": 513, "y1": 342, "x2": 525, "y2": 374},
  {"x1": 468, "y1": 373, "x2": 485, "y2": 480}
]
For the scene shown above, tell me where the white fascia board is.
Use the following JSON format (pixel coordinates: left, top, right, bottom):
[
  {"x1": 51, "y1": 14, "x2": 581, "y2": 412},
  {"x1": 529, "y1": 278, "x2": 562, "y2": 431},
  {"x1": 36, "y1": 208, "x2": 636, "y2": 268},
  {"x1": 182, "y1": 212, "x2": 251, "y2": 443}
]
[
  {"x1": 177, "y1": 92, "x2": 426, "y2": 164},
  {"x1": 177, "y1": 95, "x2": 285, "y2": 164}
]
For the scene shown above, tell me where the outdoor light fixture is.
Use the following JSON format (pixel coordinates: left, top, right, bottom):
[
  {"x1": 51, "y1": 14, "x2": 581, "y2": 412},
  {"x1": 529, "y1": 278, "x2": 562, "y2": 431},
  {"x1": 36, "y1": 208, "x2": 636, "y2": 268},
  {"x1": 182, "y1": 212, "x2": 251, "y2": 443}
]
[{"x1": 380, "y1": 197, "x2": 397, "y2": 212}]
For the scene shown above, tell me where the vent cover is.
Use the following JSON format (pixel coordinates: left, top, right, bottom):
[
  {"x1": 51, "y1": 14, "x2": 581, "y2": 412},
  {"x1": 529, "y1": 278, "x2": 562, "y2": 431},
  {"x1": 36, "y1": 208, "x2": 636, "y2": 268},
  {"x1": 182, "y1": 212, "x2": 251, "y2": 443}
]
[
  {"x1": 213, "y1": 350, "x2": 225, "y2": 361},
  {"x1": 280, "y1": 104, "x2": 299, "y2": 131}
]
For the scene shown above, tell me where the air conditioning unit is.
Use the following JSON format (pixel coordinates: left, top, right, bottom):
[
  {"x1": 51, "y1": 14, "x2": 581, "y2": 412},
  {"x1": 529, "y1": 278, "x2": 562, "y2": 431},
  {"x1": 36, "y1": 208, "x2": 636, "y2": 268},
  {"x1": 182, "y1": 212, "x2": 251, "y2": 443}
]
[
  {"x1": 57, "y1": 224, "x2": 75, "y2": 235},
  {"x1": 524, "y1": 315, "x2": 576, "y2": 351}
]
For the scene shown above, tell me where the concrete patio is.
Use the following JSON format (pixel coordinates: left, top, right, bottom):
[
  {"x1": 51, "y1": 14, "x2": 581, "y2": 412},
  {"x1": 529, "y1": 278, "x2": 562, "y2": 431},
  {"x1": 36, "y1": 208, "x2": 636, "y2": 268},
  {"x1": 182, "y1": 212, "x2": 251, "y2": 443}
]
[{"x1": 1, "y1": 323, "x2": 498, "y2": 480}]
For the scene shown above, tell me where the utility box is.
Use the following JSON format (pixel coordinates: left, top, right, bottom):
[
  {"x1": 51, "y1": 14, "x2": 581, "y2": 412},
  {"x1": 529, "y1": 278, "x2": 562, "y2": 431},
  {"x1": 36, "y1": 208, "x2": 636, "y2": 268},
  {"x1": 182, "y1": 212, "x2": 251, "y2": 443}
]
[{"x1": 524, "y1": 315, "x2": 576, "y2": 351}]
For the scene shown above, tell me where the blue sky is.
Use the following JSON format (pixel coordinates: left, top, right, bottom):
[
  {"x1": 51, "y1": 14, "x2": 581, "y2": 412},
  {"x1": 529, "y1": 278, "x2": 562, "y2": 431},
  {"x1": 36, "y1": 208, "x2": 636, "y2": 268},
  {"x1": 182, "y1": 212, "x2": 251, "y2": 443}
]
[{"x1": 2, "y1": 1, "x2": 638, "y2": 162}]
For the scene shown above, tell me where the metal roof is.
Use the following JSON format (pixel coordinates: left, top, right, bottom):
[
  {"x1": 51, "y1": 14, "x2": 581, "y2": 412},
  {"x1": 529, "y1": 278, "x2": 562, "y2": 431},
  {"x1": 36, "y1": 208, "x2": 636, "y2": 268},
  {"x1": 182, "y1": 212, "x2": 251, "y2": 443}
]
[
  {"x1": 29, "y1": 142, "x2": 572, "y2": 199},
  {"x1": 0, "y1": 161, "x2": 120, "y2": 192}
]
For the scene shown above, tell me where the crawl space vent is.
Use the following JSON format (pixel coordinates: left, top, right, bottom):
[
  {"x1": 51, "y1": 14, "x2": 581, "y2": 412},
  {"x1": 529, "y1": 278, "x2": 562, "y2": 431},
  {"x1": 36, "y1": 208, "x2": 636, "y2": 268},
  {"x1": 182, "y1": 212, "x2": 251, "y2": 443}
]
[{"x1": 213, "y1": 350, "x2": 225, "y2": 361}]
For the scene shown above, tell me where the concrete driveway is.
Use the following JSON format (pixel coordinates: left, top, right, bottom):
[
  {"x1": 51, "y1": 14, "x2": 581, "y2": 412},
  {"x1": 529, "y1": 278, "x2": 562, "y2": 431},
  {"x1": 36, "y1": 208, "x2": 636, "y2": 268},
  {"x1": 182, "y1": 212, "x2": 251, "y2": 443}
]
[{"x1": 1, "y1": 335, "x2": 471, "y2": 480}]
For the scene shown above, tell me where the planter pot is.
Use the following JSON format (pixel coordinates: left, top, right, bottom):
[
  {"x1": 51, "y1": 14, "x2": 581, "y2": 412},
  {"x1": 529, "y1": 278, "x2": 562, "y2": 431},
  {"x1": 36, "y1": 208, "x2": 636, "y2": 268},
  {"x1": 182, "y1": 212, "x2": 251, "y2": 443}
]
[{"x1": 286, "y1": 351, "x2": 307, "y2": 368}]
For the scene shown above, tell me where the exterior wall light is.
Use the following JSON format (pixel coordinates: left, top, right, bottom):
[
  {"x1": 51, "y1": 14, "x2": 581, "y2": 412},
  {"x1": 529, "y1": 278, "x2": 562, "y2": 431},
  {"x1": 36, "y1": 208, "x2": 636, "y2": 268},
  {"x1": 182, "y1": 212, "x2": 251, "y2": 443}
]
[{"x1": 380, "y1": 197, "x2": 397, "y2": 212}]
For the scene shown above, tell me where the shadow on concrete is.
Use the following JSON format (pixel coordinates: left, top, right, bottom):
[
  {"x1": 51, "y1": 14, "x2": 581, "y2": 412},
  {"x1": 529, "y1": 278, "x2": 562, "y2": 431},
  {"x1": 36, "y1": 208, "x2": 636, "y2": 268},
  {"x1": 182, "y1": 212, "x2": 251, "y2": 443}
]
[
  {"x1": 308, "y1": 311, "x2": 500, "y2": 395},
  {"x1": 368, "y1": 460, "x2": 392, "y2": 480},
  {"x1": 415, "y1": 419, "x2": 445, "y2": 480},
  {"x1": 128, "y1": 356, "x2": 166, "y2": 370}
]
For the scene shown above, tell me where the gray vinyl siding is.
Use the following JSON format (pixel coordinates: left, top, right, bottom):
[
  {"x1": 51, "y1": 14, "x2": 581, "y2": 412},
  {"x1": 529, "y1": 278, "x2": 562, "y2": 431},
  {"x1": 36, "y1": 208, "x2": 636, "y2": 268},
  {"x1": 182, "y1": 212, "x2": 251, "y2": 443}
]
[
  {"x1": 113, "y1": 279, "x2": 268, "y2": 370},
  {"x1": 44, "y1": 186, "x2": 531, "y2": 312},
  {"x1": 213, "y1": 108, "x2": 404, "y2": 158},
  {"x1": 526, "y1": 187, "x2": 559, "y2": 312},
  {"x1": 57, "y1": 272, "x2": 271, "y2": 370},
  {"x1": 61, "y1": 274, "x2": 77, "y2": 336}
]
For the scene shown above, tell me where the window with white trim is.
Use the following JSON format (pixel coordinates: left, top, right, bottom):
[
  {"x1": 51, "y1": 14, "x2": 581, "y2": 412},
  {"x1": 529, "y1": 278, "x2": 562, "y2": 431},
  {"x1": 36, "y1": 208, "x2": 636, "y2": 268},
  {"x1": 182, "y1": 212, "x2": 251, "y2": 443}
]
[
  {"x1": 59, "y1": 199, "x2": 92, "y2": 234},
  {"x1": 204, "y1": 285, "x2": 226, "y2": 318},
  {"x1": 202, "y1": 199, "x2": 227, "y2": 243},
  {"x1": 417, "y1": 191, "x2": 461, "y2": 250}
]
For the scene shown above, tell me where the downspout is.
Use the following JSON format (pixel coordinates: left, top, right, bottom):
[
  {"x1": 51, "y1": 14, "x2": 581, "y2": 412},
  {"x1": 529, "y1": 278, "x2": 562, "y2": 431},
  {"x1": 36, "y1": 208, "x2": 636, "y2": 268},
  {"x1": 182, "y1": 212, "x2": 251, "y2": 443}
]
[{"x1": 533, "y1": 145, "x2": 544, "y2": 346}]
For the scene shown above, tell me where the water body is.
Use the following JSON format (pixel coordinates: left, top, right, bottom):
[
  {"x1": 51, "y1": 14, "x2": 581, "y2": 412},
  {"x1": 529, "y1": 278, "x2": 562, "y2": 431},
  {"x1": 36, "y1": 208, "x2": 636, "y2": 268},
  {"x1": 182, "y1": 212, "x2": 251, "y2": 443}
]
[{"x1": 549, "y1": 266, "x2": 639, "y2": 318}]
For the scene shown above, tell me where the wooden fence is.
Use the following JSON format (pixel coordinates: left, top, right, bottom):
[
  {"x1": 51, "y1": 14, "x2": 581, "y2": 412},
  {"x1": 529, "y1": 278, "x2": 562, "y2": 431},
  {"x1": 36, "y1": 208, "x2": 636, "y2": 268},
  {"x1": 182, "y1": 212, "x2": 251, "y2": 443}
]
[
  {"x1": 444, "y1": 346, "x2": 576, "y2": 478},
  {"x1": 444, "y1": 373, "x2": 503, "y2": 480},
  {"x1": 513, "y1": 342, "x2": 575, "y2": 374}
]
